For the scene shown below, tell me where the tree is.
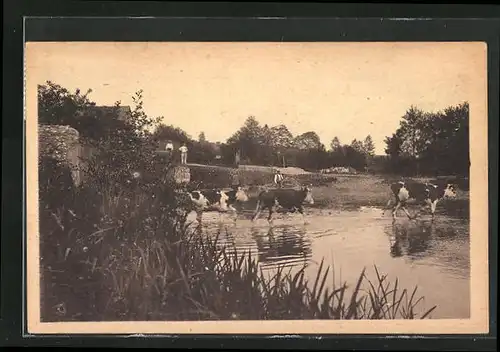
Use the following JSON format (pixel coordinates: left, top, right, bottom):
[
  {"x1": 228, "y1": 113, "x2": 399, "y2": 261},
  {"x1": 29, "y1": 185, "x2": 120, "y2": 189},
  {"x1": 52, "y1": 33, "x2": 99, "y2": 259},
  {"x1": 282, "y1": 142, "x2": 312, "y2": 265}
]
[
  {"x1": 198, "y1": 131, "x2": 206, "y2": 143},
  {"x1": 82, "y1": 90, "x2": 162, "y2": 192},
  {"x1": 330, "y1": 136, "x2": 341, "y2": 151},
  {"x1": 343, "y1": 145, "x2": 367, "y2": 171},
  {"x1": 226, "y1": 116, "x2": 264, "y2": 164},
  {"x1": 270, "y1": 124, "x2": 294, "y2": 150},
  {"x1": 37, "y1": 81, "x2": 128, "y2": 141},
  {"x1": 398, "y1": 106, "x2": 428, "y2": 158},
  {"x1": 294, "y1": 131, "x2": 322, "y2": 150},
  {"x1": 384, "y1": 102, "x2": 470, "y2": 176},
  {"x1": 258, "y1": 124, "x2": 275, "y2": 165},
  {"x1": 363, "y1": 135, "x2": 376, "y2": 156},
  {"x1": 350, "y1": 139, "x2": 365, "y2": 154},
  {"x1": 153, "y1": 124, "x2": 191, "y2": 144},
  {"x1": 38, "y1": 81, "x2": 95, "y2": 127}
]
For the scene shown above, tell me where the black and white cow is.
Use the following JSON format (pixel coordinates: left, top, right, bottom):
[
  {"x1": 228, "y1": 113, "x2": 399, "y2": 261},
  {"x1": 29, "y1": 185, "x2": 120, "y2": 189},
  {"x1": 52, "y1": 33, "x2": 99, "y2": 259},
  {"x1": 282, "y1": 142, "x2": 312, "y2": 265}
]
[
  {"x1": 251, "y1": 187, "x2": 315, "y2": 224},
  {"x1": 188, "y1": 185, "x2": 249, "y2": 223},
  {"x1": 388, "y1": 180, "x2": 457, "y2": 220}
]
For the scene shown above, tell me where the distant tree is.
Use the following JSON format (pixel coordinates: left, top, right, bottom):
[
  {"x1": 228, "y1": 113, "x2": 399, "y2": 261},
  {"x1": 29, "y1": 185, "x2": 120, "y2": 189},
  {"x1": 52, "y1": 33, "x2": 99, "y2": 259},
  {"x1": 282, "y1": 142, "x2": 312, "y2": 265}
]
[
  {"x1": 398, "y1": 106, "x2": 428, "y2": 158},
  {"x1": 198, "y1": 131, "x2": 206, "y2": 143},
  {"x1": 270, "y1": 124, "x2": 294, "y2": 150},
  {"x1": 259, "y1": 124, "x2": 275, "y2": 165},
  {"x1": 153, "y1": 124, "x2": 191, "y2": 144},
  {"x1": 343, "y1": 145, "x2": 367, "y2": 171},
  {"x1": 363, "y1": 135, "x2": 376, "y2": 156},
  {"x1": 226, "y1": 115, "x2": 264, "y2": 164},
  {"x1": 350, "y1": 139, "x2": 365, "y2": 154},
  {"x1": 330, "y1": 136, "x2": 342, "y2": 151},
  {"x1": 294, "y1": 131, "x2": 322, "y2": 150},
  {"x1": 384, "y1": 102, "x2": 469, "y2": 176}
]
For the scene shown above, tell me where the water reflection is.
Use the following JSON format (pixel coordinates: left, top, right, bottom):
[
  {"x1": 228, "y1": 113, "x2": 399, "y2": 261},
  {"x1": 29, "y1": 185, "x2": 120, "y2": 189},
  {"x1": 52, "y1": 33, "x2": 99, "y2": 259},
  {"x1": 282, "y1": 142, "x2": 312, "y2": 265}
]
[
  {"x1": 251, "y1": 225, "x2": 312, "y2": 270},
  {"x1": 386, "y1": 220, "x2": 435, "y2": 259}
]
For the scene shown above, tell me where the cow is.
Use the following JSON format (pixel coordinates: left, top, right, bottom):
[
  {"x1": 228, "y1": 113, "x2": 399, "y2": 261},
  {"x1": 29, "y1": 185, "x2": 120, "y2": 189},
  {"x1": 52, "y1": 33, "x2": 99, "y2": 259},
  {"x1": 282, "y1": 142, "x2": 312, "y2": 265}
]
[
  {"x1": 251, "y1": 186, "x2": 315, "y2": 224},
  {"x1": 188, "y1": 185, "x2": 249, "y2": 223},
  {"x1": 387, "y1": 180, "x2": 457, "y2": 220}
]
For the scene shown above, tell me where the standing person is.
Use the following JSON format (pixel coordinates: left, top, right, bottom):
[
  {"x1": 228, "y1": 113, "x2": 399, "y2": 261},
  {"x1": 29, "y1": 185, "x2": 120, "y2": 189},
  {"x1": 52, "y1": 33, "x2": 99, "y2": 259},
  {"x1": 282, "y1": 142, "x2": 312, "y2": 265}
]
[
  {"x1": 165, "y1": 140, "x2": 174, "y2": 162},
  {"x1": 273, "y1": 169, "x2": 284, "y2": 188},
  {"x1": 179, "y1": 143, "x2": 188, "y2": 165}
]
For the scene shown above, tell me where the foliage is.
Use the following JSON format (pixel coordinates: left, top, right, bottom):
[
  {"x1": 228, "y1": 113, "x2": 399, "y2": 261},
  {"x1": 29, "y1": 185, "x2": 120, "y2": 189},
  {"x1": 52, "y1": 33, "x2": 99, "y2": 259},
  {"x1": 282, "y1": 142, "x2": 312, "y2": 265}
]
[
  {"x1": 294, "y1": 131, "x2": 323, "y2": 150},
  {"x1": 363, "y1": 135, "x2": 376, "y2": 157},
  {"x1": 38, "y1": 81, "x2": 95, "y2": 127},
  {"x1": 384, "y1": 102, "x2": 469, "y2": 176}
]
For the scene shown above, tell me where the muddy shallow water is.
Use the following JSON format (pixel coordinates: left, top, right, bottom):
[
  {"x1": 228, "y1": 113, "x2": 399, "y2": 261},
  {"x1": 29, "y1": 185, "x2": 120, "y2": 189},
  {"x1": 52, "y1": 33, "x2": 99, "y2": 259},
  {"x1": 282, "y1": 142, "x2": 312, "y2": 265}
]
[{"x1": 187, "y1": 205, "x2": 470, "y2": 319}]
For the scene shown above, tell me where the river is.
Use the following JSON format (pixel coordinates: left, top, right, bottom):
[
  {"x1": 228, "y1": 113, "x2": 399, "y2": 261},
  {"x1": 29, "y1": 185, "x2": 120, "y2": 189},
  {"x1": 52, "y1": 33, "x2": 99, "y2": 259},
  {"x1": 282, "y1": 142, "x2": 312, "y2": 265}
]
[{"x1": 187, "y1": 205, "x2": 470, "y2": 319}]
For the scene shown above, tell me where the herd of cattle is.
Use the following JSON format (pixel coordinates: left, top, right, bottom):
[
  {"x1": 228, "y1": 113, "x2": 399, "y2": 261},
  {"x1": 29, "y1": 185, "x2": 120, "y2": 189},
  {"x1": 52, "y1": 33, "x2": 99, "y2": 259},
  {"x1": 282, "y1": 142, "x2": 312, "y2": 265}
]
[{"x1": 182, "y1": 178, "x2": 458, "y2": 224}]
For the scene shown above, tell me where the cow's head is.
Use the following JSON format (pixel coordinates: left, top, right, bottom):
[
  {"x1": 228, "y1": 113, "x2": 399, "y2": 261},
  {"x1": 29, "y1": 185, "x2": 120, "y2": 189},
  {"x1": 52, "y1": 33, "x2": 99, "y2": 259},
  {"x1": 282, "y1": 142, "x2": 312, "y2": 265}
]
[
  {"x1": 302, "y1": 186, "x2": 314, "y2": 205},
  {"x1": 189, "y1": 191, "x2": 209, "y2": 208},
  {"x1": 443, "y1": 183, "x2": 458, "y2": 198},
  {"x1": 218, "y1": 190, "x2": 230, "y2": 210}
]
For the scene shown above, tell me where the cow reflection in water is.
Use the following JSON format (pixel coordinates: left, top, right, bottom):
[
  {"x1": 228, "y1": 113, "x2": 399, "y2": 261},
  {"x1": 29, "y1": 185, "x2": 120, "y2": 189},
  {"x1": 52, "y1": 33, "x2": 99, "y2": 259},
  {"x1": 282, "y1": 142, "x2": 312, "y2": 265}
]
[
  {"x1": 251, "y1": 225, "x2": 312, "y2": 269},
  {"x1": 386, "y1": 220, "x2": 435, "y2": 258}
]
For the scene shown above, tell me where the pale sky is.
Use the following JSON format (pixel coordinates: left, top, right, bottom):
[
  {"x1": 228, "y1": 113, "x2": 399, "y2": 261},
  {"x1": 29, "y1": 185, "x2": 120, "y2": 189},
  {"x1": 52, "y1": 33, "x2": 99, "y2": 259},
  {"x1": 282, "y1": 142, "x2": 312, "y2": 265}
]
[{"x1": 26, "y1": 42, "x2": 485, "y2": 155}]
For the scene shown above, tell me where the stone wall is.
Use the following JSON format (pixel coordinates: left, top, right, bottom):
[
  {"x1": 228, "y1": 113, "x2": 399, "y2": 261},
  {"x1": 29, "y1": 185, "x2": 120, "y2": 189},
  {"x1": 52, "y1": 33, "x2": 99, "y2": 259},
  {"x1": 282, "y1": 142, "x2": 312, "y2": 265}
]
[{"x1": 38, "y1": 125, "x2": 83, "y2": 186}]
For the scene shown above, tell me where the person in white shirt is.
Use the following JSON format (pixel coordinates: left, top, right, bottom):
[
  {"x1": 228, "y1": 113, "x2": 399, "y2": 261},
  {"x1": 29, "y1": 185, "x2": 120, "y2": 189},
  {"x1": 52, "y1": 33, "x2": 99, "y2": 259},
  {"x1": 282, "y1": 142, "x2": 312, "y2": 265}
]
[
  {"x1": 273, "y1": 169, "x2": 284, "y2": 188},
  {"x1": 179, "y1": 143, "x2": 188, "y2": 164}
]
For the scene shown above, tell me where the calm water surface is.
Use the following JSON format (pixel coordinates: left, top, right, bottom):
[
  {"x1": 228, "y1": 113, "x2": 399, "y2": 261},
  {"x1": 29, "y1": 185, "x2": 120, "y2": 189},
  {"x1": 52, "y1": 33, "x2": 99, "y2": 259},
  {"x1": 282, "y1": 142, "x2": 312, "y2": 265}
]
[{"x1": 187, "y1": 206, "x2": 470, "y2": 319}]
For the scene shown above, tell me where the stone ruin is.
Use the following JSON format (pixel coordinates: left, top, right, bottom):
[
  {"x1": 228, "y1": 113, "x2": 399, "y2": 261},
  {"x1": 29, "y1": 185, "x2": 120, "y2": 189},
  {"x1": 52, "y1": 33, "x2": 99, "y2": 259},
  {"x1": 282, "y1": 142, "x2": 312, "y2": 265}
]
[{"x1": 38, "y1": 124, "x2": 83, "y2": 187}]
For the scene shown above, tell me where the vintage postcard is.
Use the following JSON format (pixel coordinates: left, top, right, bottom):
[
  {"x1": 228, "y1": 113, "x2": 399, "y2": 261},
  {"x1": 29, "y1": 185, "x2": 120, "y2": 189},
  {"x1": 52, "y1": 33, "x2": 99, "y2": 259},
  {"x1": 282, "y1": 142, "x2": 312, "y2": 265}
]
[{"x1": 25, "y1": 41, "x2": 489, "y2": 334}]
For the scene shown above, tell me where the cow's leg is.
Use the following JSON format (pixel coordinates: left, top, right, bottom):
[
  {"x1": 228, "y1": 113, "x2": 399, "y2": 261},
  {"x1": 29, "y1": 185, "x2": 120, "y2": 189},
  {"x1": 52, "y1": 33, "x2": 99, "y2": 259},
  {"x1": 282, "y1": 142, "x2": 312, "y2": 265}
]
[
  {"x1": 430, "y1": 199, "x2": 439, "y2": 221},
  {"x1": 400, "y1": 203, "x2": 413, "y2": 220},
  {"x1": 267, "y1": 207, "x2": 275, "y2": 224},
  {"x1": 297, "y1": 205, "x2": 307, "y2": 225},
  {"x1": 383, "y1": 198, "x2": 393, "y2": 216},
  {"x1": 418, "y1": 198, "x2": 431, "y2": 217},
  {"x1": 252, "y1": 200, "x2": 262, "y2": 222},
  {"x1": 392, "y1": 201, "x2": 401, "y2": 218},
  {"x1": 228, "y1": 205, "x2": 238, "y2": 223},
  {"x1": 195, "y1": 209, "x2": 203, "y2": 224}
]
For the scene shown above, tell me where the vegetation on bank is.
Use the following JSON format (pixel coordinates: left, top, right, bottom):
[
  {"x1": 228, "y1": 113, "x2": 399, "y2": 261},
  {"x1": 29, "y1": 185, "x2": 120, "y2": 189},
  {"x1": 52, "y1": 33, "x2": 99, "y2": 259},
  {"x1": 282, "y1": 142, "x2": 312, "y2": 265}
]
[{"x1": 38, "y1": 82, "x2": 441, "y2": 322}]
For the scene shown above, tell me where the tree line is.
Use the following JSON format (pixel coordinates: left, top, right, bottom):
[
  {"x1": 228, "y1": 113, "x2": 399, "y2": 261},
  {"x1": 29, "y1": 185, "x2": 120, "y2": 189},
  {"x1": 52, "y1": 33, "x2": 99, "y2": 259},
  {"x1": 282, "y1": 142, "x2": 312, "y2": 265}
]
[
  {"x1": 384, "y1": 102, "x2": 469, "y2": 177},
  {"x1": 153, "y1": 114, "x2": 376, "y2": 172},
  {"x1": 38, "y1": 81, "x2": 469, "y2": 177}
]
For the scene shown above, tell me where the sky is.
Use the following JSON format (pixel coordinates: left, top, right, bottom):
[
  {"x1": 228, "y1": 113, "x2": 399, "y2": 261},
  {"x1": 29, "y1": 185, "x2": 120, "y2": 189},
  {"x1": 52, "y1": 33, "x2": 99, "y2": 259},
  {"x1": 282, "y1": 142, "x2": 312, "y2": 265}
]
[{"x1": 26, "y1": 42, "x2": 485, "y2": 155}]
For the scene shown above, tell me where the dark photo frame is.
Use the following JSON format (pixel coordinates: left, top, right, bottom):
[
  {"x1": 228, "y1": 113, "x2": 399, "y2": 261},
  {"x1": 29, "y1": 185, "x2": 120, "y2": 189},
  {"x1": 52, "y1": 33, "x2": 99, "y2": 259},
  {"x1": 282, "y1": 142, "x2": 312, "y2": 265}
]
[{"x1": 2, "y1": 1, "x2": 498, "y2": 350}]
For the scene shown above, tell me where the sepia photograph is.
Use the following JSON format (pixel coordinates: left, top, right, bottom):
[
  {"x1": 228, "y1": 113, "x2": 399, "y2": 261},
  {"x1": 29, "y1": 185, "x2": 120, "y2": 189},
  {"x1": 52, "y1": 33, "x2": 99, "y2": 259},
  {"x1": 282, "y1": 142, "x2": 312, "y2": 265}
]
[{"x1": 25, "y1": 41, "x2": 489, "y2": 335}]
